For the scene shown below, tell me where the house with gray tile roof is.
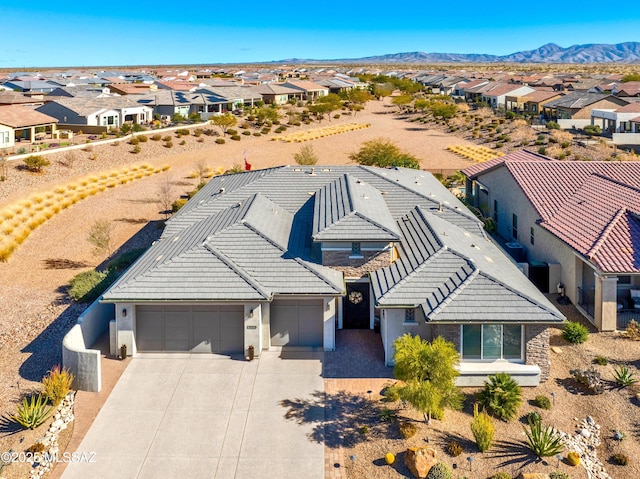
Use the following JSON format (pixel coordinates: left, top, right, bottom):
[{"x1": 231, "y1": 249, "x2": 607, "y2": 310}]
[
  {"x1": 35, "y1": 97, "x2": 153, "y2": 128},
  {"x1": 463, "y1": 149, "x2": 640, "y2": 333},
  {"x1": 102, "y1": 165, "x2": 564, "y2": 385}
]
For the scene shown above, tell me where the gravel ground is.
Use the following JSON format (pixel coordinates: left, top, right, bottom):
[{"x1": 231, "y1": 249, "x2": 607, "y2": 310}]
[
  {"x1": 0, "y1": 98, "x2": 475, "y2": 478},
  {"x1": 342, "y1": 307, "x2": 640, "y2": 479}
]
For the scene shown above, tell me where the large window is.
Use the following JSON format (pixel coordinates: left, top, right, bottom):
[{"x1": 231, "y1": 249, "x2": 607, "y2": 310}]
[{"x1": 461, "y1": 324, "x2": 523, "y2": 361}]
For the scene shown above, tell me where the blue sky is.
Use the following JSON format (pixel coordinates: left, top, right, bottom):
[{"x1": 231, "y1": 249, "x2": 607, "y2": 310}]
[{"x1": 2, "y1": 2, "x2": 639, "y2": 67}]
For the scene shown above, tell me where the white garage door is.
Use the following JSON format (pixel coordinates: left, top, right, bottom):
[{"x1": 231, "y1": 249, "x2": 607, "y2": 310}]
[
  {"x1": 270, "y1": 299, "x2": 324, "y2": 347},
  {"x1": 136, "y1": 305, "x2": 244, "y2": 353}
]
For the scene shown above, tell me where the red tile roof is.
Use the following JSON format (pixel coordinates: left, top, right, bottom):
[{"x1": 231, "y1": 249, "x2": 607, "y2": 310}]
[
  {"x1": 465, "y1": 150, "x2": 640, "y2": 273},
  {"x1": 0, "y1": 104, "x2": 58, "y2": 128}
]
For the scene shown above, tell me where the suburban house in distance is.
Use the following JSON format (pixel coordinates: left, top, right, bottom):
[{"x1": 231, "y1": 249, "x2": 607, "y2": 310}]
[
  {"x1": 463, "y1": 150, "x2": 640, "y2": 332},
  {"x1": 590, "y1": 102, "x2": 640, "y2": 146},
  {"x1": 101, "y1": 166, "x2": 564, "y2": 385},
  {"x1": 542, "y1": 92, "x2": 628, "y2": 128},
  {"x1": 0, "y1": 104, "x2": 58, "y2": 146}
]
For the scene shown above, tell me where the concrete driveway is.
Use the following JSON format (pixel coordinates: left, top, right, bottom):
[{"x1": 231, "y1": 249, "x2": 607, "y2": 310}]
[{"x1": 61, "y1": 351, "x2": 324, "y2": 479}]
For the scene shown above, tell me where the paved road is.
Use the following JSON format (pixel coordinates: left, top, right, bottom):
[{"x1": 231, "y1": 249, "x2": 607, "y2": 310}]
[{"x1": 61, "y1": 351, "x2": 325, "y2": 479}]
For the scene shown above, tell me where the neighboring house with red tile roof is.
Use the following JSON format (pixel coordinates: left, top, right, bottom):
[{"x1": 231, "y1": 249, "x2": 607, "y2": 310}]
[
  {"x1": 612, "y1": 82, "x2": 640, "y2": 97},
  {"x1": 462, "y1": 150, "x2": 640, "y2": 331},
  {"x1": 281, "y1": 81, "x2": 329, "y2": 101},
  {"x1": 0, "y1": 104, "x2": 58, "y2": 147},
  {"x1": 464, "y1": 82, "x2": 535, "y2": 108}
]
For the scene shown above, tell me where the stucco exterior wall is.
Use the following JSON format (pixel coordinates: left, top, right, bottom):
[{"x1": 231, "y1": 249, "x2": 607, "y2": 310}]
[{"x1": 0, "y1": 123, "x2": 14, "y2": 149}]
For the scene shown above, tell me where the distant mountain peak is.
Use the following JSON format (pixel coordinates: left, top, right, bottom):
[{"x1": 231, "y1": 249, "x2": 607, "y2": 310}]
[{"x1": 276, "y1": 42, "x2": 640, "y2": 64}]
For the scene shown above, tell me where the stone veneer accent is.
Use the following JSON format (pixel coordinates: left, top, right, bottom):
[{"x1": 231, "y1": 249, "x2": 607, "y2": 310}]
[
  {"x1": 525, "y1": 324, "x2": 550, "y2": 382},
  {"x1": 431, "y1": 324, "x2": 460, "y2": 351},
  {"x1": 322, "y1": 250, "x2": 392, "y2": 278}
]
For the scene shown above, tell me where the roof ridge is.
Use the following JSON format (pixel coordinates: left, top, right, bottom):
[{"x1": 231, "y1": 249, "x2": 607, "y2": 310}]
[
  {"x1": 241, "y1": 221, "x2": 343, "y2": 294},
  {"x1": 352, "y1": 211, "x2": 401, "y2": 239},
  {"x1": 202, "y1": 243, "x2": 271, "y2": 299},
  {"x1": 586, "y1": 207, "x2": 627, "y2": 259},
  {"x1": 589, "y1": 172, "x2": 640, "y2": 195}
]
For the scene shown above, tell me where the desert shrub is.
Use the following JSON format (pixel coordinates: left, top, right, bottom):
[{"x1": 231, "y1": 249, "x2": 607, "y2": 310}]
[
  {"x1": 179, "y1": 140, "x2": 186, "y2": 145},
  {"x1": 566, "y1": 451, "x2": 581, "y2": 466},
  {"x1": 23, "y1": 155, "x2": 50, "y2": 172},
  {"x1": 26, "y1": 442, "x2": 47, "y2": 454},
  {"x1": 490, "y1": 473, "x2": 512, "y2": 479},
  {"x1": 625, "y1": 319, "x2": 640, "y2": 340},
  {"x1": 138, "y1": 135, "x2": 148, "y2": 142},
  {"x1": 151, "y1": 134, "x2": 162, "y2": 141},
  {"x1": 593, "y1": 355, "x2": 608, "y2": 365},
  {"x1": 533, "y1": 395, "x2": 551, "y2": 410},
  {"x1": 107, "y1": 248, "x2": 146, "y2": 272},
  {"x1": 562, "y1": 321, "x2": 588, "y2": 343},
  {"x1": 470, "y1": 404, "x2": 494, "y2": 452},
  {"x1": 162, "y1": 135, "x2": 172, "y2": 142},
  {"x1": 399, "y1": 421, "x2": 418, "y2": 438},
  {"x1": 242, "y1": 130, "x2": 251, "y2": 136},
  {"x1": 382, "y1": 386, "x2": 400, "y2": 402},
  {"x1": 131, "y1": 145, "x2": 141, "y2": 154},
  {"x1": 560, "y1": 141, "x2": 570, "y2": 149},
  {"x1": 175, "y1": 128, "x2": 189, "y2": 136},
  {"x1": 227, "y1": 128, "x2": 238, "y2": 136},
  {"x1": 129, "y1": 137, "x2": 140, "y2": 145},
  {"x1": 524, "y1": 415, "x2": 565, "y2": 458},
  {"x1": 12, "y1": 394, "x2": 53, "y2": 430},
  {"x1": 294, "y1": 144, "x2": 319, "y2": 165},
  {"x1": 230, "y1": 135, "x2": 241, "y2": 141},
  {"x1": 42, "y1": 365, "x2": 74, "y2": 405},
  {"x1": 571, "y1": 368, "x2": 604, "y2": 394},
  {"x1": 349, "y1": 138, "x2": 420, "y2": 169},
  {"x1": 549, "y1": 473, "x2": 570, "y2": 479},
  {"x1": 426, "y1": 462, "x2": 452, "y2": 479},
  {"x1": 611, "y1": 453, "x2": 629, "y2": 466},
  {"x1": 613, "y1": 365, "x2": 637, "y2": 387},
  {"x1": 527, "y1": 411, "x2": 541, "y2": 425},
  {"x1": 477, "y1": 373, "x2": 522, "y2": 421},
  {"x1": 379, "y1": 408, "x2": 397, "y2": 422},
  {"x1": 68, "y1": 269, "x2": 118, "y2": 303},
  {"x1": 164, "y1": 141, "x2": 173, "y2": 148},
  {"x1": 215, "y1": 138, "x2": 225, "y2": 144},
  {"x1": 583, "y1": 124, "x2": 602, "y2": 136},
  {"x1": 358, "y1": 425, "x2": 368, "y2": 435},
  {"x1": 445, "y1": 440, "x2": 462, "y2": 457},
  {"x1": 172, "y1": 198, "x2": 187, "y2": 212},
  {"x1": 253, "y1": 132, "x2": 261, "y2": 137},
  {"x1": 538, "y1": 147, "x2": 547, "y2": 155},
  {"x1": 546, "y1": 121, "x2": 560, "y2": 130}
]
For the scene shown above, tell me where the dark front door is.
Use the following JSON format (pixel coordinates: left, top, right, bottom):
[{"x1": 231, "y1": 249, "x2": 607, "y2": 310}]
[{"x1": 343, "y1": 282, "x2": 371, "y2": 329}]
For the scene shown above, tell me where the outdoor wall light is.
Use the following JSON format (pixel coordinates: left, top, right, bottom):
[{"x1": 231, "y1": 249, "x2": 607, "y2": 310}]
[
  {"x1": 249, "y1": 309, "x2": 253, "y2": 318},
  {"x1": 122, "y1": 308, "x2": 127, "y2": 317}
]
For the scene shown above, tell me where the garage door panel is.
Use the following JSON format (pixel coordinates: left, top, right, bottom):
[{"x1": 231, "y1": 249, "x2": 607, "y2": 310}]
[
  {"x1": 271, "y1": 300, "x2": 322, "y2": 347},
  {"x1": 192, "y1": 316, "x2": 220, "y2": 353},
  {"x1": 136, "y1": 305, "x2": 243, "y2": 353}
]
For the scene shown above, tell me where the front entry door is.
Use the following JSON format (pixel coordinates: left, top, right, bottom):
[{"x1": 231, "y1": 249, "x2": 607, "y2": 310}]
[{"x1": 343, "y1": 282, "x2": 371, "y2": 329}]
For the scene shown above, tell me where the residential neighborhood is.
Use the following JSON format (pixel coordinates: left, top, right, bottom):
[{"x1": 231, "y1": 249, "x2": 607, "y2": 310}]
[{"x1": 1, "y1": 60, "x2": 640, "y2": 479}]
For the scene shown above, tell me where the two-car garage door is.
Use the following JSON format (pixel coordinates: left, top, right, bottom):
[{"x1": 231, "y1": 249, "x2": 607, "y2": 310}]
[
  {"x1": 270, "y1": 299, "x2": 324, "y2": 347},
  {"x1": 136, "y1": 305, "x2": 244, "y2": 353}
]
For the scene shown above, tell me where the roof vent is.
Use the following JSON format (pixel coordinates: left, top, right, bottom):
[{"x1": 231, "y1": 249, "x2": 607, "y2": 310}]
[
  {"x1": 438, "y1": 202, "x2": 443, "y2": 213},
  {"x1": 320, "y1": 168, "x2": 331, "y2": 172},
  {"x1": 235, "y1": 201, "x2": 242, "y2": 208},
  {"x1": 219, "y1": 187, "x2": 225, "y2": 194},
  {"x1": 309, "y1": 167, "x2": 316, "y2": 176}
]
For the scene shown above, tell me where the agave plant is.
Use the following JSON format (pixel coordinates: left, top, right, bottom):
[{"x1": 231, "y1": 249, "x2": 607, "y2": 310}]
[
  {"x1": 12, "y1": 394, "x2": 53, "y2": 430},
  {"x1": 523, "y1": 415, "x2": 564, "y2": 458},
  {"x1": 613, "y1": 365, "x2": 637, "y2": 388}
]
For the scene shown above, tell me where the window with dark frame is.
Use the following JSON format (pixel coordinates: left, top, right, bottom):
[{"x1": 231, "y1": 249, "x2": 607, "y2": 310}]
[{"x1": 351, "y1": 242, "x2": 361, "y2": 256}]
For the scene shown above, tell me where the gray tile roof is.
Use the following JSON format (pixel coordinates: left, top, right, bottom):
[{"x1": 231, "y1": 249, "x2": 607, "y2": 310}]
[
  {"x1": 371, "y1": 208, "x2": 564, "y2": 324},
  {"x1": 312, "y1": 174, "x2": 401, "y2": 242}
]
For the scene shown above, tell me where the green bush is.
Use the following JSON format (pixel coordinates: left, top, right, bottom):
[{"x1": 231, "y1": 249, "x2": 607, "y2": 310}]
[
  {"x1": 242, "y1": 130, "x2": 251, "y2": 136},
  {"x1": 151, "y1": 134, "x2": 162, "y2": 141},
  {"x1": 445, "y1": 440, "x2": 462, "y2": 457},
  {"x1": 490, "y1": 473, "x2": 512, "y2": 479},
  {"x1": 549, "y1": 472, "x2": 570, "y2": 479},
  {"x1": 527, "y1": 411, "x2": 541, "y2": 425},
  {"x1": 426, "y1": 462, "x2": 452, "y2": 479},
  {"x1": 470, "y1": 404, "x2": 494, "y2": 452},
  {"x1": 23, "y1": 155, "x2": 50, "y2": 172},
  {"x1": 129, "y1": 137, "x2": 140, "y2": 145},
  {"x1": 12, "y1": 394, "x2": 53, "y2": 429},
  {"x1": 477, "y1": 373, "x2": 522, "y2": 421},
  {"x1": 164, "y1": 141, "x2": 173, "y2": 148},
  {"x1": 538, "y1": 147, "x2": 547, "y2": 155},
  {"x1": 533, "y1": 395, "x2": 551, "y2": 410},
  {"x1": 546, "y1": 121, "x2": 560, "y2": 130},
  {"x1": 230, "y1": 135, "x2": 241, "y2": 141},
  {"x1": 42, "y1": 365, "x2": 74, "y2": 405},
  {"x1": 227, "y1": 128, "x2": 238, "y2": 136},
  {"x1": 162, "y1": 135, "x2": 172, "y2": 142},
  {"x1": 138, "y1": 135, "x2": 148, "y2": 142},
  {"x1": 399, "y1": 421, "x2": 417, "y2": 438},
  {"x1": 68, "y1": 269, "x2": 118, "y2": 303},
  {"x1": 524, "y1": 415, "x2": 565, "y2": 458},
  {"x1": 562, "y1": 321, "x2": 589, "y2": 344},
  {"x1": 106, "y1": 248, "x2": 146, "y2": 272},
  {"x1": 611, "y1": 453, "x2": 629, "y2": 466},
  {"x1": 583, "y1": 124, "x2": 602, "y2": 136},
  {"x1": 594, "y1": 355, "x2": 608, "y2": 366},
  {"x1": 172, "y1": 198, "x2": 188, "y2": 212},
  {"x1": 215, "y1": 138, "x2": 225, "y2": 144}
]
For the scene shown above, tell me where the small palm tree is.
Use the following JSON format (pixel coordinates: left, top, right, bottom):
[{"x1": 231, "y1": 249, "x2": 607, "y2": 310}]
[{"x1": 477, "y1": 373, "x2": 522, "y2": 421}]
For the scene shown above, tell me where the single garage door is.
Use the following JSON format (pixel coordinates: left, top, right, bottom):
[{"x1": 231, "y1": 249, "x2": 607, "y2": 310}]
[
  {"x1": 136, "y1": 305, "x2": 244, "y2": 353},
  {"x1": 270, "y1": 299, "x2": 324, "y2": 347}
]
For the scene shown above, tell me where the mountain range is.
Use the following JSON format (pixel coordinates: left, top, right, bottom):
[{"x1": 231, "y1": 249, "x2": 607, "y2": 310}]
[{"x1": 278, "y1": 42, "x2": 640, "y2": 64}]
